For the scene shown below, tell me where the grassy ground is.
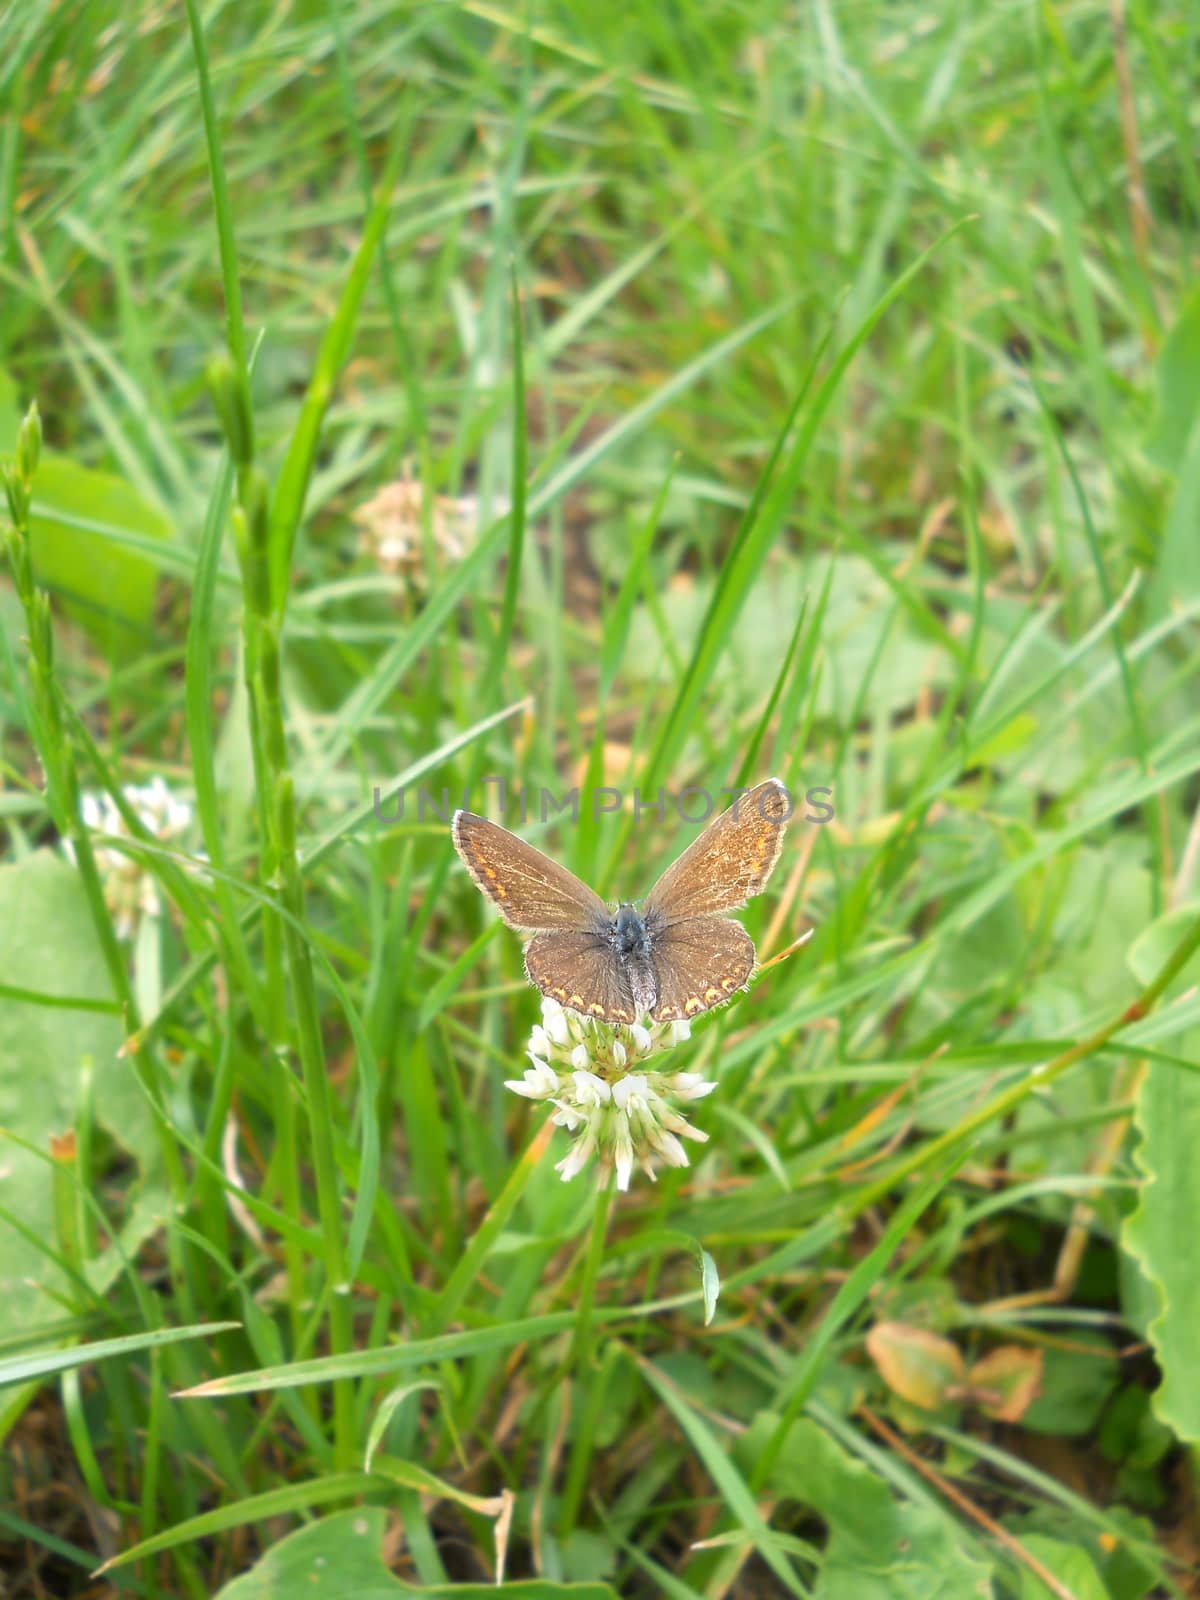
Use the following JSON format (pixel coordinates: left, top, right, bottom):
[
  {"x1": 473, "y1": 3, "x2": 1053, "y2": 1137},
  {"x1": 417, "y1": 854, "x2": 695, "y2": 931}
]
[{"x1": 2, "y1": 0, "x2": 1200, "y2": 1595}]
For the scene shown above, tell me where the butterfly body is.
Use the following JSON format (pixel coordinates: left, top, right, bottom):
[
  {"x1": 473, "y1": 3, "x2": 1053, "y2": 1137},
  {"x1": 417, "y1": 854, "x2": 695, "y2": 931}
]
[
  {"x1": 589, "y1": 901, "x2": 657, "y2": 1017},
  {"x1": 452, "y1": 778, "x2": 790, "y2": 1025}
]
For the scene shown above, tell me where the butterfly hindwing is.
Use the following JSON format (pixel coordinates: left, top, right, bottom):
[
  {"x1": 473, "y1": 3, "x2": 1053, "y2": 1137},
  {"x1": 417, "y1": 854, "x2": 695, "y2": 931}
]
[
  {"x1": 452, "y1": 811, "x2": 610, "y2": 932},
  {"x1": 649, "y1": 917, "x2": 756, "y2": 1023},
  {"x1": 643, "y1": 777, "x2": 790, "y2": 925},
  {"x1": 525, "y1": 931, "x2": 637, "y2": 1024}
]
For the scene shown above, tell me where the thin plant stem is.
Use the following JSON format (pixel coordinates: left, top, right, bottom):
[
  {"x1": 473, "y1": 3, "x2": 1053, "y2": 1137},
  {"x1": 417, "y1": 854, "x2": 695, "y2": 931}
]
[{"x1": 557, "y1": 1172, "x2": 617, "y2": 1541}]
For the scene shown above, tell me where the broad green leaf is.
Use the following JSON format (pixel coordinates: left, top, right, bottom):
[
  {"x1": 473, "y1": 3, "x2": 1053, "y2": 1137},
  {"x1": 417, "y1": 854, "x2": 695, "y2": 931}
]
[
  {"x1": 1097, "y1": 1384, "x2": 1173, "y2": 1472},
  {"x1": 560, "y1": 1529, "x2": 617, "y2": 1585},
  {"x1": 1122, "y1": 907, "x2": 1200, "y2": 1442},
  {"x1": 212, "y1": 1507, "x2": 618, "y2": 1598},
  {"x1": 28, "y1": 457, "x2": 171, "y2": 654},
  {"x1": 1006, "y1": 1509, "x2": 1158, "y2": 1600},
  {"x1": 740, "y1": 1414, "x2": 994, "y2": 1599},
  {"x1": 0, "y1": 376, "x2": 172, "y2": 656},
  {"x1": 1122, "y1": 1048, "x2": 1200, "y2": 1442},
  {"x1": 1019, "y1": 1334, "x2": 1119, "y2": 1436},
  {"x1": 0, "y1": 852, "x2": 156, "y2": 1330},
  {"x1": 1014, "y1": 1532, "x2": 1107, "y2": 1600}
]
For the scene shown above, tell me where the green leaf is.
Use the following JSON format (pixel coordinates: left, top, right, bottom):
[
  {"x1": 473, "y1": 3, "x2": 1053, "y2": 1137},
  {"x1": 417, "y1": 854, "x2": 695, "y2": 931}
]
[
  {"x1": 26, "y1": 455, "x2": 172, "y2": 655},
  {"x1": 0, "y1": 371, "x2": 171, "y2": 652},
  {"x1": 1006, "y1": 1508, "x2": 1159, "y2": 1600},
  {"x1": 1019, "y1": 1334, "x2": 1119, "y2": 1437},
  {"x1": 1014, "y1": 1532, "x2": 1107, "y2": 1600},
  {"x1": 1126, "y1": 903, "x2": 1200, "y2": 992},
  {"x1": 1143, "y1": 289, "x2": 1200, "y2": 617},
  {"x1": 1, "y1": 384, "x2": 173, "y2": 655},
  {"x1": 0, "y1": 852, "x2": 156, "y2": 1331},
  {"x1": 1098, "y1": 1384, "x2": 1173, "y2": 1471},
  {"x1": 741, "y1": 1414, "x2": 993, "y2": 1599},
  {"x1": 0, "y1": 368, "x2": 19, "y2": 444},
  {"x1": 559, "y1": 1529, "x2": 617, "y2": 1585},
  {"x1": 211, "y1": 1507, "x2": 618, "y2": 1598},
  {"x1": 0, "y1": 1321, "x2": 239, "y2": 1390},
  {"x1": 1143, "y1": 285, "x2": 1200, "y2": 475},
  {"x1": 363, "y1": 1380, "x2": 441, "y2": 1472},
  {"x1": 1122, "y1": 1043, "x2": 1200, "y2": 1442},
  {"x1": 638, "y1": 1361, "x2": 806, "y2": 1596},
  {"x1": 1120, "y1": 843, "x2": 1200, "y2": 1448},
  {"x1": 176, "y1": 1298, "x2": 695, "y2": 1397}
]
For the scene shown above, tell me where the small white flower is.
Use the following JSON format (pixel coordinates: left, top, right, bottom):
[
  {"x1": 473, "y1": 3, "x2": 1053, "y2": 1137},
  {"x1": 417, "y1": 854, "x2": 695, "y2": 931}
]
[
  {"x1": 549, "y1": 1100, "x2": 586, "y2": 1132},
  {"x1": 570, "y1": 1042, "x2": 591, "y2": 1071},
  {"x1": 650, "y1": 1129, "x2": 690, "y2": 1167},
  {"x1": 572, "y1": 1070, "x2": 610, "y2": 1108},
  {"x1": 504, "y1": 1059, "x2": 559, "y2": 1100},
  {"x1": 661, "y1": 1108, "x2": 709, "y2": 1144},
  {"x1": 542, "y1": 997, "x2": 570, "y2": 1046},
  {"x1": 555, "y1": 1133, "x2": 596, "y2": 1182},
  {"x1": 612, "y1": 1074, "x2": 648, "y2": 1114},
  {"x1": 613, "y1": 1125, "x2": 634, "y2": 1191},
  {"x1": 665, "y1": 1072, "x2": 717, "y2": 1101}
]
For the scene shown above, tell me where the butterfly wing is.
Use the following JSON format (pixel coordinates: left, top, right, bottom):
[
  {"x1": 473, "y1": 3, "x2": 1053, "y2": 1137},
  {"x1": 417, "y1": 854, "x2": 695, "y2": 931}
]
[
  {"x1": 642, "y1": 777, "x2": 790, "y2": 925},
  {"x1": 525, "y1": 931, "x2": 637, "y2": 1023},
  {"x1": 649, "y1": 917, "x2": 756, "y2": 1022},
  {"x1": 452, "y1": 811, "x2": 611, "y2": 932}
]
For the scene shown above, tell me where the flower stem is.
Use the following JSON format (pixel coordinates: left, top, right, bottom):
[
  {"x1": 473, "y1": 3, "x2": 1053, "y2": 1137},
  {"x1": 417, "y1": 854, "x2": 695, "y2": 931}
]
[{"x1": 557, "y1": 1170, "x2": 616, "y2": 1540}]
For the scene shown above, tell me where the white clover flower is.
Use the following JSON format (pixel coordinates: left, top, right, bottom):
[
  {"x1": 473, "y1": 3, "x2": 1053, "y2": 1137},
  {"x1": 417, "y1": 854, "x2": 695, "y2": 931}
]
[
  {"x1": 503, "y1": 996, "x2": 716, "y2": 1191},
  {"x1": 62, "y1": 777, "x2": 193, "y2": 941}
]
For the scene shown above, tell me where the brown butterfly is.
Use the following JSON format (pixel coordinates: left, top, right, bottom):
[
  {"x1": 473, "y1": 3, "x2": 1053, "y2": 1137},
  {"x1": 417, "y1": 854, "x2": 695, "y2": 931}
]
[{"x1": 451, "y1": 778, "x2": 790, "y2": 1024}]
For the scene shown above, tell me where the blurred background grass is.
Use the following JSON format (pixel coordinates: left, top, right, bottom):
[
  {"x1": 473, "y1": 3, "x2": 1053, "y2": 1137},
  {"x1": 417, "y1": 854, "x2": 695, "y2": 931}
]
[{"x1": 2, "y1": 0, "x2": 1200, "y2": 1595}]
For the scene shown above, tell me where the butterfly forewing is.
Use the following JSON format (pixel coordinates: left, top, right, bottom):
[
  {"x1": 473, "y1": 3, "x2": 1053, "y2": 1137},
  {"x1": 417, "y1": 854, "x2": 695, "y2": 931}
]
[
  {"x1": 643, "y1": 777, "x2": 790, "y2": 925},
  {"x1": 525, "y1": 931, "x2": 638, "y2": 1024},
  {"x1": 452, "y1": 811, "x2": 610, "y2": 932},
  {"x1": 650, "y1": 918, "x2": 756, "y2": 1022}
]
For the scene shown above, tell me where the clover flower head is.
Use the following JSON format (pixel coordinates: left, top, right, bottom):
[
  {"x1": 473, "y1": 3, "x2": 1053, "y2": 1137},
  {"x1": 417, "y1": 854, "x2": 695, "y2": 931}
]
[{"x1": 504, "y1": 996, "x2": 714, "y2": 1191}]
